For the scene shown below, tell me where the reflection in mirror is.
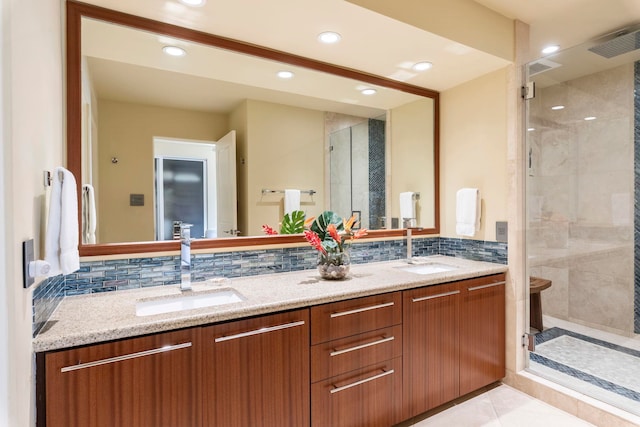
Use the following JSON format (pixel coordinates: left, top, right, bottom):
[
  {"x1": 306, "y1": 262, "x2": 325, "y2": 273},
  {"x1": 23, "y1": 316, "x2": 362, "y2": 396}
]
[{"x1": 68, "y1": 2, "x2": 439, "y2": 254}]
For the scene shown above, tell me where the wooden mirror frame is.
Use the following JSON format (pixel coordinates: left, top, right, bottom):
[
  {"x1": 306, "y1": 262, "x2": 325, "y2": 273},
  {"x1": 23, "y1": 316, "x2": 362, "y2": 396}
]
[{"x1": 67, "y1": 0, "x2": 440, "y2": 256}]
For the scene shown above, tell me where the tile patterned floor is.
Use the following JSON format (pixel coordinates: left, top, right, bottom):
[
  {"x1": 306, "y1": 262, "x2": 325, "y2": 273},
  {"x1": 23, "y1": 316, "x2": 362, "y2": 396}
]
[
  {"x1": 407, "y1": 384, "x2": 595, "y2": 427},
  {"x1": 529, "y1": 316, "x2": 640, "y2": 416}
]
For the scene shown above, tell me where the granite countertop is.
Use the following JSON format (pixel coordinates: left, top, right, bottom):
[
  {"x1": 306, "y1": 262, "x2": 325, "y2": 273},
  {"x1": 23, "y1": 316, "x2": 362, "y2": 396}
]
[{"x1": 33, "y1": 255, "x2": 507, "y2": 352}]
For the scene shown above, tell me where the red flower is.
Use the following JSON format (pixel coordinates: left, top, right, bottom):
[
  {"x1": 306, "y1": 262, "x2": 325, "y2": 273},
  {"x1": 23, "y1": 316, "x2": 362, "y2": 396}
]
[
  {"x1": 262, "y1": 224, "x2": 278, "y2": 235},
  {"x1": 304, "y1": 230, "x2": 326, "y2": 253},
  {"x1": 327, "y1": 223, "x2": 341, "y2": 243}
]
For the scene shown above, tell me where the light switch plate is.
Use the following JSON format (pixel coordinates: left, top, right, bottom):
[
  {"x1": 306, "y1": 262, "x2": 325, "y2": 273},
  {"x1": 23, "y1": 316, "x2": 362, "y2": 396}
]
[
  {"x1": 23, "y1": 239, "x2": 35, "y2": 288},
  {"x1": 496, "y1": 221, "x2": 508, "y2": 243}
]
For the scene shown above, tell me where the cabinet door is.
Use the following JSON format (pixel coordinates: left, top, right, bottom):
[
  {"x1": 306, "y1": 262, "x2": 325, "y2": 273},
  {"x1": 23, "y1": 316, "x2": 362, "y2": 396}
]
[
  {"x1": 403, "y1": 282, "x2": 460, "y2": 418},
  {"x1": 44, "y1": 328, "x2": 199, "y2": 427},
  {"x1": 202, "y1": 309, "x2": 310, "y2": 427},
  {"x1": 459, "y1": 274, "x2": 506, "y2": 395},
  {"x1": 311, "y1": 357, "x2": 402, "y2": 427}
]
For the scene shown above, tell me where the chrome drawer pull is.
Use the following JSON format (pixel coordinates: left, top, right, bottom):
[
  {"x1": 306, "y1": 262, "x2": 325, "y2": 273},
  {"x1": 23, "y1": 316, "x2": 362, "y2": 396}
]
[
  {"x1": 330, "y1": 369, "x2": 395, "y2": 394},
  {"x1": 468, "y1": 281, "x2": 506, "y2": 292},
  {"x1": 61, "y1": 342, "x2": 192, "y2": 373},
  {"x1": 214, "y1": 320, "x2": 305, "y2": 343},
  {"x1": 412, "y1": 290, "x2": 460, "y2": 303},
  {"x1": 330, "y1": 336, "x2": 395, "y2": 357},
  {"x1": 330, "y1": 302, "x2": 394, "y2": 318}
]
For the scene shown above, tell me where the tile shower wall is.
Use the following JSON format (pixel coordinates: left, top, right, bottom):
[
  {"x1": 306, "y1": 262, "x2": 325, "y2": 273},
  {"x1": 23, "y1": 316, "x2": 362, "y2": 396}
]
[
  {"x1": 368, "y1": 118, "x2": 386, "y2": 229},
  {"x1": 608, "y1": 63, "x2": 640, "y2": 333},
  {"x1": 32, "y1": 237, "x2": 506, "y2": 336}
]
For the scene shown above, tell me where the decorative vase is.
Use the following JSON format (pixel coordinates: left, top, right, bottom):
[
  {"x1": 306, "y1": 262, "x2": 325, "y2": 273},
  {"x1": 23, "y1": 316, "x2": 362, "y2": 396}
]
[{"x1": 317, "y1": 250, "x2": 351, "y2": 280}]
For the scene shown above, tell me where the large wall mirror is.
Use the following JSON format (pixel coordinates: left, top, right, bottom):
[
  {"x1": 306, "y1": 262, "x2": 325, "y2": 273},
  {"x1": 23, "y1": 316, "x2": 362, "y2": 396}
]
[{"x1": 67, "y1": 1, "x2": 440, "y2": 256}]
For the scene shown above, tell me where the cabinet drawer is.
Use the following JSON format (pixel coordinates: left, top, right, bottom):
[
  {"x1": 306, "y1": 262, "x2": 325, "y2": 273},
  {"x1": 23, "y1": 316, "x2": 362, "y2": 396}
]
[
  {"x1": 311, "y1": 357, "x2": 402, "y2": 427},
  {"x1": 311, "y1": 325, "x2": 402, "y2": 382},
  {"x1": 311, "y1": 292, "x2": 401, "y2": 344}
]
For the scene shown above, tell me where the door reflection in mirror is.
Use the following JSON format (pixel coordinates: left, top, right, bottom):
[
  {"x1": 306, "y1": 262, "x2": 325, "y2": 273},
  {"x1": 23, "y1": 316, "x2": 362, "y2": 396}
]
[{"x1": 150, "y1": 136, "x2": 237, "y2": 241}]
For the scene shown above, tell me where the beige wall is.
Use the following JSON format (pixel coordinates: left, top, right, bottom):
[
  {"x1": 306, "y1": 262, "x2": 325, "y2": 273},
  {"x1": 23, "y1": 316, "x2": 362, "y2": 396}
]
[
  {"x1": 2, "y1": 0, "x2": 64, "y2": 425},
  {"x1": 346, "y1": 0, "x2": 514, "y2": 61},
  {"x1": 440, "y1": 68, "x2": 509, "y2": 241},
  {"x1": 244, "y1": 100, "x2": 325, "y2": 236},
  {"x1": 97, "y1": 100, "x2": 229, "y2": 242},
  {"x1": 390, "y1": 98, "x2": 435, "y2": 228}
]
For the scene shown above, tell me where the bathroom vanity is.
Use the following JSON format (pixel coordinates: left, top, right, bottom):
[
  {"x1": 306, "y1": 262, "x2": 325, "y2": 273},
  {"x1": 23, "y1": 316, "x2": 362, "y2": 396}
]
[{"x1": 34, "y1": 256, "x2": 507, "y2": 427}]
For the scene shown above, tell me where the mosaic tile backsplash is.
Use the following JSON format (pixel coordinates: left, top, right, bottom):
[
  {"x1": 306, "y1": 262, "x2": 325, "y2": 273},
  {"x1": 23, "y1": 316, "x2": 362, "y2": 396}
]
[{"x1": 33, "y1": 236, "x2": 507, "y2": 336}]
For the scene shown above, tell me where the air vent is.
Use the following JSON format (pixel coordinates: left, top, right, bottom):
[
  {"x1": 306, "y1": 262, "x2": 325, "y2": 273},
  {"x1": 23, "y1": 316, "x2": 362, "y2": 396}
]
[
  {"x1": 588, "y1": 29, "x2": 640, "y2": 58},
  {"x1": 528, "y1": 58, "x2": 562, "y2": 76}
]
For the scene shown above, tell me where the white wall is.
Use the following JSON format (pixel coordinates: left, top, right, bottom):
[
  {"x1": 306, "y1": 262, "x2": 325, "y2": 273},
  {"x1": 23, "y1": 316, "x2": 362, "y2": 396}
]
[
  {"x1": 0, "y1": 0, "x2": 9, "y2": 424},
  {"x1": 2, "y1": 0, "x2": 64, "y2": 425}
]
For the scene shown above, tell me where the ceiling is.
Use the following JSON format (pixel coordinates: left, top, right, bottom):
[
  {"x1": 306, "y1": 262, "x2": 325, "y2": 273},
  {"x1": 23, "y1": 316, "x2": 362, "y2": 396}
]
[
  {"x1": 79, "y1": 0, "x2": 640, "y2": 113},
  {"x1": 474, "y1": 0, "x2": 640, "y2": 59}
]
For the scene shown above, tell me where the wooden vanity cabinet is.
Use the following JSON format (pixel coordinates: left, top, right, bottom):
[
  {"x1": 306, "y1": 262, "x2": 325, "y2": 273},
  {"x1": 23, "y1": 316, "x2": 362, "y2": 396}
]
[
  {"x1": 310, "y1": 292, "x2": 403, "y2": 427},
  {"x1": 42, "y1": 328, "x2": 199, "y2": 427},
  {"x1": 402, "y1": 274, "x2": 506, "y2": 419},
  {"x1": 403, "y1": 281, "x2": 460, "y2": 418},
  {"x1": 459, "y1": 275, "x2": 506, "y2": 395},
  {"x1": 201, "y1": 309, "x2": 310, "y2": 427},
  {"x1": 39, "y1": 273, "x2": 506, "y2": 427}
]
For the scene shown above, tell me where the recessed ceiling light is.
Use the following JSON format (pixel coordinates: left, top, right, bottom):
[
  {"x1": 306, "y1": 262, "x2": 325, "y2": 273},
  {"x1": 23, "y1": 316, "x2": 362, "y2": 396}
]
[
  {"x1": 179, "y1": 0, "x2": 206, "y2": 6},
  {"x1": 318, "y1": 31, "x2": 341, "y2": 44},
  {"x1": 527, "y1": 127, "x2": 535, "y2": 132},
  {"x1": 584, "y1": 116, "x2": 597, "y2": 121},
  {"x1": 551, "y1": 105, "x2": 565, "y2": 110},
  {"x1": 162, "y1": 46, "x2": 186, "y2": 57},
  {"x1": 412, "y1": 61, "x2": 433, "y2": 71},
  {"x1": 542, "y1": 45, "x2": 560, "y2": 55},
  {"x1": 361, "y1": 88, "x2": 377, "y2": 95},
  {"x1": 277, "y1": 71, "x2": 294, "y2": 79}
]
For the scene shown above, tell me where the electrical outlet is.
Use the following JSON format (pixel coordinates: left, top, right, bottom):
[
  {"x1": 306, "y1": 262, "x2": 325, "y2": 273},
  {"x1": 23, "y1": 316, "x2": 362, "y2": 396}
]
[{"x1": 496, "y1": 221, "x2": 508, "y2": 243}]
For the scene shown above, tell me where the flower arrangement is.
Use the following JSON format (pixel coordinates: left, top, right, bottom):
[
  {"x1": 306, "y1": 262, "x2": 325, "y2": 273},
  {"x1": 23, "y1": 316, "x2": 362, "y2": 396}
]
[{"x1": 262, "y1": 210, "x2": 367, "y2": 279}]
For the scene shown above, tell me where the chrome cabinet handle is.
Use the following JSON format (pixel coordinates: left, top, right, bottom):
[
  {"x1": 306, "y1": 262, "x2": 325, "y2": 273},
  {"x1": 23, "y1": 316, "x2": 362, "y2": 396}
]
[
  {"x1": 330, "y1": 336, "x2": 395, "y2": 357},
  {"x1": 330, "y1": 369, "x2": 395, "y2": 394},
  {"x1": 468, "y1": 281, "x2": 506, "y2": 292},
  {"x1": 330, "y1": 302, "x2": 394, "y2": 318},
  {"x1": 412, "y1": 290, "x2": 460, "y2": 303},
  {"x1": 214, "y1": 320, "x2": 305, "y2": 343},
  {"x1": 61, "y1": 342, "x2": 192, "y2": 373}
]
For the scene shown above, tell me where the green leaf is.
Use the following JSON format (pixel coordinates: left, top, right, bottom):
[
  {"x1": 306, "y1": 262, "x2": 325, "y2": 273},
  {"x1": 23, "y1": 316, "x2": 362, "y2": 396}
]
[
  {"x1": 310, "y1": 211, "x2": 344, "y2": 241},
  {"x1": 280, "y1": 210, "x2": 306, "y2": 234}
]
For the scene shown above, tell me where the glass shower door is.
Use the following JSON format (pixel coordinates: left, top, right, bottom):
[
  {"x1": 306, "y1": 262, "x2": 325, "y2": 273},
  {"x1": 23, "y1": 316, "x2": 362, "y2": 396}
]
[{"x1": 525, "y1": 35, "x2": 640, "y2": 415}]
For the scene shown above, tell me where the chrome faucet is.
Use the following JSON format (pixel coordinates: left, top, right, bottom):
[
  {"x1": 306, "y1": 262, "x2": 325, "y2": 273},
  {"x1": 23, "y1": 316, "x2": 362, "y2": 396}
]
[
  {"x1": 180, "y1": 223, "x2": 193, "y2": 291},
  {"x1": 406, "y1": 227, "x2": 413, "y2": 261}
]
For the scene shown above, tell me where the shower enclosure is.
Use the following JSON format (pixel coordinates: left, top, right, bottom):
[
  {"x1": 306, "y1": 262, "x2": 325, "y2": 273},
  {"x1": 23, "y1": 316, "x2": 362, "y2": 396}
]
[
  {"x1": 526, "y1": 27, "x2": 640, "y2": 415},
  {"x1": 327, "y1": 114, "x2": 386, "y2": 229}
]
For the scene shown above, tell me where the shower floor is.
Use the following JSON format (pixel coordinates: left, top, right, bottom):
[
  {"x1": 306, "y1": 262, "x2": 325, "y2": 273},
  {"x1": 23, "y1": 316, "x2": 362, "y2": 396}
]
[{"x1": 528, "y1": 316, "x2": 640, "y2": 416}]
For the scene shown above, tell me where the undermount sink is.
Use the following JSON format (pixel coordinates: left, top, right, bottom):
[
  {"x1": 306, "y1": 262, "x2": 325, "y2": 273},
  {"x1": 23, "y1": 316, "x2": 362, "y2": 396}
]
[
  {"x1": 397, "y1": 263, "x2": 459, "y2": 275},
  {"x1": 135, "y1": 288, "x2": 245, "y2": 316}
]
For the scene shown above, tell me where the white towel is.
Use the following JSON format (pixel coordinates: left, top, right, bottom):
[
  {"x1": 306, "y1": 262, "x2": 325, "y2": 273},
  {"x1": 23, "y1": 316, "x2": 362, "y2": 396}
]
[
  {"x1": 399, "y1": 192, "x2": 416, "y2": 227},
  {"x1": 284, "y1": 189, "x2": 301, "y2": 215},
  {"x1": 45, "y1": 167, "x2": 80, "y2": 276},
  {"x1": 82, "y1": 184, "x2": 97, "y2": 244},
  {"x1": 456, "y1": 188, "x2": 480, "y2": 237}
]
